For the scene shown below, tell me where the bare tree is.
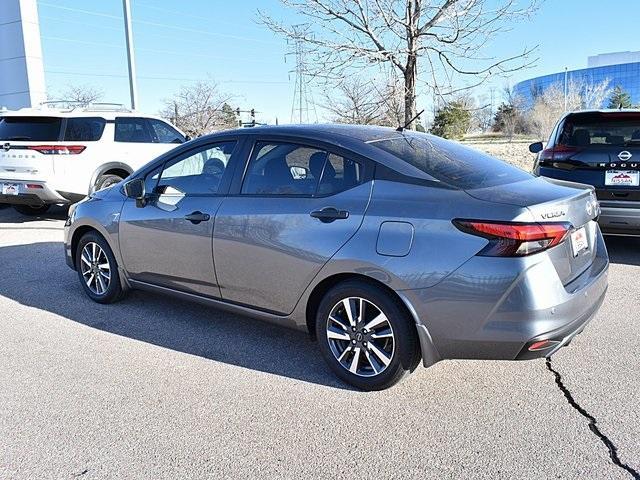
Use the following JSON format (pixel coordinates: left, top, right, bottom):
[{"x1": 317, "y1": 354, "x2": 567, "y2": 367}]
[
  {"x1": 260, "y1": 0, "x2": 540, "y2": 129},
  {"x1": 159, "y1": 81, "x2": 236, "y2": 137},
  {"x1": 57, "y1": 84, "x2": 104, "y2": 104},
  {"x1": 580, "y1": 77, "x2": 612, "y2": 110},
  {"x1": 472, "y1": 94, "x2": 493, "y2": 133},
  {"x1": 529, "y1": 78, "x2": 612, "y2": 139},
  {"x1": 324, "y1": 75, "x2": 405, "y2": 126}
]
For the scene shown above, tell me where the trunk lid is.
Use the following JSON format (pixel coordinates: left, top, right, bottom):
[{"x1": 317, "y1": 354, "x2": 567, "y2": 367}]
[
  {"x1": 465, "y1": 177, "x2": 599, "y2": 285},
  {"x1": 0, "y1": 141, "x2": 55, "y2": 182}
]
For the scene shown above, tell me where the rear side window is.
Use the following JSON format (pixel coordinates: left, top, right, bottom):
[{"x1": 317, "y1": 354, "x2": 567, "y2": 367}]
[
  {"x1": 114, "y1": 117, "x2": 153, "y2": 143},
  {"x1": 242, "y1": 142, "x2": 325, "y2": 195},
  {"x1": 64, "y1": 117, "x2": 106, "y2": 141},
  {"x1": 0, "y1": 116, "x2": 62, "y2": 141},
  {"x1": 148, "y1": 119, "x2": 185, "y2": 144},
  {"x1": 559, "y1": 113, "x2": 640, "y2": 147},
  {"x1": 318, "y1": 154, "x2": 362, "y2": 195},
  {"x1": 369, "y1": 133, "x2": 531, "y2": 190}
]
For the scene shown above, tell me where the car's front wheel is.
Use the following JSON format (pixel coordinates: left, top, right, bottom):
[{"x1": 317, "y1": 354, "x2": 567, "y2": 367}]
[
  {"x1": 75, "y1": 231, "x2": 125, "y2": 304},
  {"x1": 315, "y1": 280, "x2": 420, "y2": 390}
]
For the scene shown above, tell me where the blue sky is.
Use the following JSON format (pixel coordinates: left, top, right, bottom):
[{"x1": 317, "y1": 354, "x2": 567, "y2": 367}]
[{"x1": 37, "y1": 0, "x2": 640, "y2": 124}]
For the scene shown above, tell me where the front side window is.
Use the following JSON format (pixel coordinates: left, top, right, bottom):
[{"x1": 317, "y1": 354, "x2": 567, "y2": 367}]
[
  {"x1": 149, "y1": 119, "x2": 185, "y2": 144},
  {"x1": 0, "y1": 116, "x2": 62, "y2": 141},
  {"x1": 155, "y1": 141, "x2": 236, "y2": 196},
  {"x1": 114, "y1": 117, "x2": 153, "y2": 143},
  {"x1": 64, "y1": 117, "x2": 106, "y2": 141}
]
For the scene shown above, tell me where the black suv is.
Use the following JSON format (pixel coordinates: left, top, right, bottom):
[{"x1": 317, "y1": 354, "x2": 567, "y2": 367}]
[{"x1": 530, "y1": 110, "x2": 640, "y2": 236}]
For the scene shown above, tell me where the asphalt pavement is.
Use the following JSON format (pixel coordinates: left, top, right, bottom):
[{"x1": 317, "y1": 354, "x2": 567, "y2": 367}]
[{"x1": 0, "y1": 204, "x2": 638, "y2": 479}]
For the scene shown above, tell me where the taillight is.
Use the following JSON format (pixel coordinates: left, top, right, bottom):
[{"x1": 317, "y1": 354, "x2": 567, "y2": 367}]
[
  {"x1": 453, "y1": 220, "x2": 572, "y2": 257},
  {"x1": 539, "y1": 144, "x2": 579, "y2": 162},
  {"x1": 28, "y1": 145, "x2": 86, "y2": 155}
]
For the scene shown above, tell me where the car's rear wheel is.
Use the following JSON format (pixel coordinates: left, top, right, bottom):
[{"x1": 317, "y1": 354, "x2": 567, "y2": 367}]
[
  {"x1": 13, "y1": 204, "x2": 50, "y2": 216},
  {"x1": 315, "y1": 280, "x2": 420, "y2": 390},
  {"x1": 94, "y1": 174, "x2": 124, "y2": 192},
  {"x1": 75, "y1": 231, "x2": 124, "y2": 304}
]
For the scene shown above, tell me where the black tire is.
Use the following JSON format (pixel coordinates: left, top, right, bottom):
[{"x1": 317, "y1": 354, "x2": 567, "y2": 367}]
[
  {"x1": 315, "y1": 280, "x2": 420, "y2": 391},
  {"x1": 94, "y1": 174, "x2": 124, "y2": 192},
  {"x1": 75, "y1": 231, "x2": 125, "y2": 304},
  {"x1": 13, "y1": 204, "x2": 50, "y2": 216}
]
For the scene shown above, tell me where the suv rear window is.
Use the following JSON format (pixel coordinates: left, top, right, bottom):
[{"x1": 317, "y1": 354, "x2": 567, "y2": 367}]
[
  {"x1": 559, "y1": 112, "x2": 640, "y2": 147},
  {"x1": 64, "y1": 117, "x2": 106, "y2": 141},
  {"x1": 368, "y1": 132, "x2": 531, "y2": 189},
  {"x1": 0, "y1": 116, "x2": 62, "y2": 141}
]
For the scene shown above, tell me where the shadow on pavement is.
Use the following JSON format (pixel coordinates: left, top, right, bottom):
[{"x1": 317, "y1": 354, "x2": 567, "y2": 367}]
[
  {"x1": 0, "y1": 241, "x2": 350, "y2": 390},
  {"x1": 604, "y1": 236, "x2": 640, "y2": 267},
  {"x1": 0, "y1": 204, "x2": 69, "y2": 223}
]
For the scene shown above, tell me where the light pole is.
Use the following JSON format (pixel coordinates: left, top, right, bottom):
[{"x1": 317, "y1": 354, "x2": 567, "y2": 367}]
[
  {"x1": 122, "y1": 0, "x2": 138, "y2": 110},
  {"x1": 563, "y1": 67, "x2": 568, "y2": 111}
]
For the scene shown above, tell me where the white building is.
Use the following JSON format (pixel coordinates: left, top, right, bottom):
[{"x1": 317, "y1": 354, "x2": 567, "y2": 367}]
[{"x1": 0, "y1": 0, "x2": 46, "y2": 109}]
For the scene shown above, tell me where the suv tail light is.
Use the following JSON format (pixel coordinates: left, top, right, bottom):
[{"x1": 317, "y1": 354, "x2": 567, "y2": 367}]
[
  {"x1": 28, "y1": 145, "x2": 86, "y2": 155},
  {"x1": 453, "y1": 220, "x2": 572, "y2": 257},
  {"x1": 539, "y1": 144, "x2": 580, "y2": 163}
]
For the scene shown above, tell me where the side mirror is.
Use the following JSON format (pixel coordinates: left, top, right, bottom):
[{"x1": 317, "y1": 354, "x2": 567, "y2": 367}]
[
  {"x1": 123, "y1": 178, "x2": 146, "y2": 207},
  {"x1": 529, "y1": 141, "x2": 544, "y2": 154},
  {"x1": 184, "y1": 134, "x2": 192, "y2": 141}
]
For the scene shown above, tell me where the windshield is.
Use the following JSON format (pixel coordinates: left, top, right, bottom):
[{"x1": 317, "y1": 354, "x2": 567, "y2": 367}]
[
  {"x1": 0, "y1": 116, "x2": 62, "y2": 141},
  {"x1": 559, "y1": 112, "x2": 640, "y2": 147},
  {"x1": 367, "y1": 132, "x2": 532, "y2": 189}
]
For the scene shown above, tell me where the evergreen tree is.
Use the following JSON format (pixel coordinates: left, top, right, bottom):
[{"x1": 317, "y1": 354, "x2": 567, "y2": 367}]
[
  {"x1": 607, "y1": 86, "x2": 633, "y2": 109},
  {"x1": 429, "y1": 102, "x2": 471, "y2": 140}
]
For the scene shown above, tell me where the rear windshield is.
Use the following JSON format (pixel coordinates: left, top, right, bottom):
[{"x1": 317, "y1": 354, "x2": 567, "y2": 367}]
[
  {"x1": 368, "y1": 132, "x2": 531, "y2": 189},
  {"x1": 0, "y1": 116, "x2": 62, "y2": 141},
  {"x1": 559, "y1": 113, "x2": 640, "y2": 147},
  {"x1": 64, "y1": 117, "x2": 106, "y2": 141}
]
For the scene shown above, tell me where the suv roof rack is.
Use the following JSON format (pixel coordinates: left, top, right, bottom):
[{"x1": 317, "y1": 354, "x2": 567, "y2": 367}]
[{"x1": 38, "y1": 100, "x2": 133, "y2": 113}]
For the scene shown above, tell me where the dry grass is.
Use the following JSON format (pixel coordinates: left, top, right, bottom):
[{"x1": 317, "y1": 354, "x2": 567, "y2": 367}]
[{"x1": 461, "y1": 134, "x2": 540, "y2": 172}]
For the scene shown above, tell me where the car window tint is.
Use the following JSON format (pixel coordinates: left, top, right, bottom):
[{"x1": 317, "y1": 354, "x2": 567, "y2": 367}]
[
  {"x1": 156, "y1": 141, "x2": 236, "y2": 195},
  {"x1": 369, "y1": 132, "x2": 531, "y2": 189},
  {"x1": 64, "y1": 117, "x2": 106, "y2": 141},
  {"x1": 149, "y1": 119, "x2": 185, "y2": 144},
  {"x1": 317, "y1": 154, "x2": 362, "y2": 195},
  {"x1": 559, "y1": 112, "x2": 640, "y2": 147},
  {"x1": 242, "y1": 142, "x2": 326, "y2": 195},
  {"x1": 114, "y1": 117, "x2": 153, "y2": 143},
  {"x1": 0, "y1": 116, "x2": 61, "y2": 141}
]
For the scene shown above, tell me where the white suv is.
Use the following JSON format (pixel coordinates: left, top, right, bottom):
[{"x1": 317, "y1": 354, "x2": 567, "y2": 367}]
[{"x1": 0, "y1": 103, "x2": 186, "y2": 215}]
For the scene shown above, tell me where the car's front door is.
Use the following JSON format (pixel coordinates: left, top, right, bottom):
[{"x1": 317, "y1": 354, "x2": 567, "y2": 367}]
[
  {"x1": 118, "y1": 139, "x2": 239, "y2": 297},
  {"x1": 213, "y1": 139, "x2": 372, "y2": 314}
]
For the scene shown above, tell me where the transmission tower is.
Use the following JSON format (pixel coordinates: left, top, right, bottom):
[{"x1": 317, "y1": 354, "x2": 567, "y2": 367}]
[{"x1": 288, "y1": 25, "x2": 318, "y2": 124}]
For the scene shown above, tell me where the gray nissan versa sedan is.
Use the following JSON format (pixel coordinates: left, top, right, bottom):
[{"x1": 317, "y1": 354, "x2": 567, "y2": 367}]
[{"x1": 64, "y1": 125, "x2": 609, "y2": 390}]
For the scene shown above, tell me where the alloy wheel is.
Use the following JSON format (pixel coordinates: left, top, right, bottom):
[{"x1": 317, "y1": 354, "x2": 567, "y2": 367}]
[
  {"x1": 326, "y1": 297, "x2": 395, "y2": 377},
  {"x1": 80, "y1": 242, "x2": 111, "y2": 295}
]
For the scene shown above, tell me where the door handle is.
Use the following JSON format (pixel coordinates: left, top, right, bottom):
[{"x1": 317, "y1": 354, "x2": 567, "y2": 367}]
[
  {"x1": 184, "y1": 211, "x2": 210, "y2": 224},
  {"x1": 310, "y1": 207, "x2": 349, "y2": 223}
]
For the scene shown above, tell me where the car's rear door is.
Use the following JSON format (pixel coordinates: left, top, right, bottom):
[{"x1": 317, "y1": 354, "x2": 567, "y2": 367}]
[
  {"x1": 118, "y1": 138, "x2": 240, "y2": 297},
  {"x1": 213, "y1": 137, "x2": 372, "y2": 314}
]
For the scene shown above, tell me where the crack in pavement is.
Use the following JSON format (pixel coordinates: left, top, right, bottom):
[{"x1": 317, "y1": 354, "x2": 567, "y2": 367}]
[{"x1": 546, "y1": 358, "x2": 639, "y2": 479}]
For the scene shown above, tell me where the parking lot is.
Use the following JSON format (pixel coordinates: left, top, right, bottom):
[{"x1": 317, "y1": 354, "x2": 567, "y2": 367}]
[{"x1": 0, "y1": 204, "x2": 638, "y2": 479}]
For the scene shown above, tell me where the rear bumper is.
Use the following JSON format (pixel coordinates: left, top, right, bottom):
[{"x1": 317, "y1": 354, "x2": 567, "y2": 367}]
[
  {"x1": 402, "y1": 227, "x2": 609, "y2": 363},
  {"x1": 0, "y1": 180, "x2": 73, "y2": 205},
  {"x1": 598, "y1": 203, "x2": 640, "y2": 236}
]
